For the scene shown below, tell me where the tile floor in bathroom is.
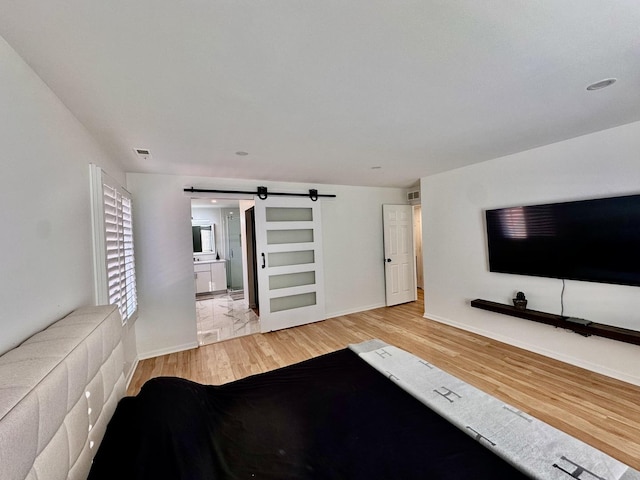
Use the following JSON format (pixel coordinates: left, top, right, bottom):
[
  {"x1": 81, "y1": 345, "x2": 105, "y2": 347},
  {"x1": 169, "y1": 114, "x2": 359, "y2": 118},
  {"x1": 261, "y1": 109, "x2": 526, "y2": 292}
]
[{"x1": 196, "y1": 291, "x2": 260, "y2": 346}]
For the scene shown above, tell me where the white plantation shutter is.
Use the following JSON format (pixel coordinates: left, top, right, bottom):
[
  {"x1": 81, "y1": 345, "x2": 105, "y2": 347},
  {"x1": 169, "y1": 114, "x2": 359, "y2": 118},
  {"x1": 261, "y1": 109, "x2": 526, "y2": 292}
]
[
  {"x1": 90, "y1": 164, "x2": 138, "y2": 324},
  {"x1": 103, "y1": 184, "x2": 137, "y2": 322}
]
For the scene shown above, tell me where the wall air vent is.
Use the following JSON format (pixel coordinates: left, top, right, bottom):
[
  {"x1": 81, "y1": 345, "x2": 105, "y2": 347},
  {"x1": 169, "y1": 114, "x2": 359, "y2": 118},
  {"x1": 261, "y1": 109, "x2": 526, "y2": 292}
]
[
  {"x1": 407, "y1": 189, "x2": 420, "y2": 204},
  {"x1": 134, "y1": 148, "x2": 151, "y2": 160}
]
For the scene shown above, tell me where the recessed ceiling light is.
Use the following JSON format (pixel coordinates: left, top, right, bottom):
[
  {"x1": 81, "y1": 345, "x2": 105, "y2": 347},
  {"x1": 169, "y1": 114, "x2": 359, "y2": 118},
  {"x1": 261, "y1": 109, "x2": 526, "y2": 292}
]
[
  {"x1": 235, "y1": 151, "x2": 249, "y2": 156},
  {"x1": 210, "y1": 200, "x2": 217, "y2": 204},
  {"x1": 586, "y1": 78, "x2": 616, "y2": 91}
]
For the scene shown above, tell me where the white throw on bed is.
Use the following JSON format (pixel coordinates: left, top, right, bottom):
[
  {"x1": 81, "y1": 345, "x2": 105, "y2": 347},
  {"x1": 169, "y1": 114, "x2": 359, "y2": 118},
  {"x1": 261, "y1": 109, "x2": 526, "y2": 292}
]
[
  {"x1": 351, "y1": 339, "x2": 640, "y2": 480},
  {"x1": 0, "y1": 305, "x2": 125, "y2": 480}
]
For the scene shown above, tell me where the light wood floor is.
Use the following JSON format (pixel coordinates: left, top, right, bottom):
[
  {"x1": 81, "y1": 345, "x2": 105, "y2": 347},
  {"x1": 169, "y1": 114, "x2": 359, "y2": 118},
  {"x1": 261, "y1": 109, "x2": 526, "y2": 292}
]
[{"x1": 129, "y1": 291, "x2": 640, "y2": 470}]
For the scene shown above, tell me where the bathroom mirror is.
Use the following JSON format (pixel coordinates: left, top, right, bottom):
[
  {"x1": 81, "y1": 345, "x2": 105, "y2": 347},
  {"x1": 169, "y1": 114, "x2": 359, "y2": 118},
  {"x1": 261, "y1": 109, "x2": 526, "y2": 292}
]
[{"x1": 192, "y1": 222, "x2": 215, "y2": 253}]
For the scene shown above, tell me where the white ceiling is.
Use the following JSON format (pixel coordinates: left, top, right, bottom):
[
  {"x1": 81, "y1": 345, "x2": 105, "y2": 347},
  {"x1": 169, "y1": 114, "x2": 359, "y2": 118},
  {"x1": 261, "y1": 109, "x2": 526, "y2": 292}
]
[{"x1": 2, "y1": 1, "x2": 639, "y2": 188}]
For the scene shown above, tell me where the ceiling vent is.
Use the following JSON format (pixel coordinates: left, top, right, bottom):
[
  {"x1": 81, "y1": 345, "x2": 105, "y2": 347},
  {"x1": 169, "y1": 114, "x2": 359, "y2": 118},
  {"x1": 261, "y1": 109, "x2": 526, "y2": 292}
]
[
  {"x1": 407, "y1": 188, "x2": 420, "y2": 205},
  {"x1": 134, "y1": 148, "x2": 151, "y2": 160}
]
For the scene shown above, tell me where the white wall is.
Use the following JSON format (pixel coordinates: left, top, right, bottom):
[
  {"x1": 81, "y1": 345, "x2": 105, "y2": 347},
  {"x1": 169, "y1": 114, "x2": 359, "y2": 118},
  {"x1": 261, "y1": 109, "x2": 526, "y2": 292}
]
[
  {"x1": 0, "y1": 33, "x2": 137, "y2": 376},
  {"x1": 127, "y1": 173, "x2": 406, "y2": 358},
  {"x1": 421, "y1": 121, "x2": 640, "y2": 386}
]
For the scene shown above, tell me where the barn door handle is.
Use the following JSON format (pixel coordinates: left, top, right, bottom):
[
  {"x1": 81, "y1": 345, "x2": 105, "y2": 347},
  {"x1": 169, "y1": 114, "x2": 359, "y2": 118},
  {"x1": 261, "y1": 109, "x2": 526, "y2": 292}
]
[{"x1": 261, "y1": 253, "x2": 266, "y2": 269}]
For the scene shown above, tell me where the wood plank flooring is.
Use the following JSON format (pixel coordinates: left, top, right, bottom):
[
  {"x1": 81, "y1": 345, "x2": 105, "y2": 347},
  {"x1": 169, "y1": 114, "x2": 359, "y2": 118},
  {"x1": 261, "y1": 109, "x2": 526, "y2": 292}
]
[{"x1": 129, "y1": 292, "x2": 640, "y2": 470}]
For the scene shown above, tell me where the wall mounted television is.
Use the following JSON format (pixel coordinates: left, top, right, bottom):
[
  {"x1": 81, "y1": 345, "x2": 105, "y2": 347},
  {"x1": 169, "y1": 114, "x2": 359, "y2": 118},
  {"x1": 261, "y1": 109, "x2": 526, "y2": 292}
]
[{"x1": 485, "y1": 193, "x2": 640, "y2": 287}]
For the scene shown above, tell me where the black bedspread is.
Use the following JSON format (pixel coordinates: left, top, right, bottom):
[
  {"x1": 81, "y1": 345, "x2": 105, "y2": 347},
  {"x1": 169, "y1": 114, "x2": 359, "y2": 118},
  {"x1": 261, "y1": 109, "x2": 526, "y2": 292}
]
[{"x1": 89, "y1": 348, "x2": 529, "y2": 479}]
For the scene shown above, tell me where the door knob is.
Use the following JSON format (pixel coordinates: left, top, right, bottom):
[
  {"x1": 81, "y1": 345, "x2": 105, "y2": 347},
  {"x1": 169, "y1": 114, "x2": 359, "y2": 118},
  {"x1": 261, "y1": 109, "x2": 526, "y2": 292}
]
[{"x1": 386, "y1": 258, "x2": 391, "y2": 263}]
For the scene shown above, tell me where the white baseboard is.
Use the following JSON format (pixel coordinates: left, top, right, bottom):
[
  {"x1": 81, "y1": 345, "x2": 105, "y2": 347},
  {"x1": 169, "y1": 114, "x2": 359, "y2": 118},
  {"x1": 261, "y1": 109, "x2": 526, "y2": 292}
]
[
  {"x1": 424, "y1": 311, "x2": 640, "y2": 387},
  {"x1": 326, "y1": 302, "x2": 386, "y2": 319},
  {"x1": 137, "y1": 341, "x2": 199, "y2": 361},
  {"x1": 125, "y1": 357, "x2": 139, "y2": 388},
  {"x1": 134, "y1": 304, "x2": 387, "y2": 360}
]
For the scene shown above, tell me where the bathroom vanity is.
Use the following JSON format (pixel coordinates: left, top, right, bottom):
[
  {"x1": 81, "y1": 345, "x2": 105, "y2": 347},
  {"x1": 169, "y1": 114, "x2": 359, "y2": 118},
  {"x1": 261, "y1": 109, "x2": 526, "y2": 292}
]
[{"x1": 194, "y1": 259, "x2": 227, "y2": 294}]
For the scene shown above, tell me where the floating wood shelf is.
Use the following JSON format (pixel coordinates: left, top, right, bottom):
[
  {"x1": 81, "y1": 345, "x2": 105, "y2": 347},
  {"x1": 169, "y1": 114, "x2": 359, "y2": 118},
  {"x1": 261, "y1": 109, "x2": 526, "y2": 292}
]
[{"x1": 470, "y1": 299, "x2": 640, "y2": 347}]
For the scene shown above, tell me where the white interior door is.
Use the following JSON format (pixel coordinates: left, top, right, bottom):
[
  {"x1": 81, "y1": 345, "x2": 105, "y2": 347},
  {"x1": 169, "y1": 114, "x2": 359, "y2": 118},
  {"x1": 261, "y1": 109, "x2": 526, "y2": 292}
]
[
  {"x1": 383, "y1": 204, "x2": 417, "y2": 306},
  {"x1": 254, "y1": 196, "x2": 326, "y2": 332}
]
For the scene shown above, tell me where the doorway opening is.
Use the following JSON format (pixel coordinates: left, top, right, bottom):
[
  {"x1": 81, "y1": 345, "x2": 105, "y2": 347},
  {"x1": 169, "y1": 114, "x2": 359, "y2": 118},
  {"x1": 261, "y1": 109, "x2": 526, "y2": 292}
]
[
  {"x1": 413, "y1": 204, "x2": 423, "y2": 290},
  {"x1": 190, "y1": 198, "x2": 259, "y2": 346}
]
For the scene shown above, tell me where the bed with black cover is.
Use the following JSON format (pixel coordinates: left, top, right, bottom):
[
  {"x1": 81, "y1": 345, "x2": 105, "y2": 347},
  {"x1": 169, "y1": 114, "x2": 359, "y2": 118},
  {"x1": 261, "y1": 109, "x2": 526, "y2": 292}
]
[{"x1": 89, "y1": 340, "x2": 639, "y2": 480}]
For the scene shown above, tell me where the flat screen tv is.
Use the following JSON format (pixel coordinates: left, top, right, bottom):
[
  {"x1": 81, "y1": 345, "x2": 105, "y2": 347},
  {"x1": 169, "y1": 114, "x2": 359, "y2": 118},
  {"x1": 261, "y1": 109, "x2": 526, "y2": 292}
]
[{"x1": 485, "y1": 194, "x2": 640, "y2": 287}]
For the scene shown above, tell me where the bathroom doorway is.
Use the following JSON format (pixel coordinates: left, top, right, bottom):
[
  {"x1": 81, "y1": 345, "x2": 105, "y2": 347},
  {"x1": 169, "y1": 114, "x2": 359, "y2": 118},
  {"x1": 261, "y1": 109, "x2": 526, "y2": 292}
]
[{"x1": 191, "y1": 198, "x2": 259, "y2": 345}]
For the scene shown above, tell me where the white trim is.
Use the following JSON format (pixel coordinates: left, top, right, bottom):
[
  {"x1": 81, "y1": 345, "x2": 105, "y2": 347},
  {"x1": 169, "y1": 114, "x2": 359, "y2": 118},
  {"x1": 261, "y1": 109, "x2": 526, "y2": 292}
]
[
  {"x1": 125, "y1": 357, "x2": 140, "y2": 388},
  {"x1": 326, "y1": 303, "x2": 387, "y2": 318},
  {"x1": 137, "y1": 341, "x2": 199, "y2": 360},
  {"x1": 423, "y1": 310, "x2": 640, "y2": 387},
  {"x1": 89, "y1": 164, "x2": 108, "y2": 305}
]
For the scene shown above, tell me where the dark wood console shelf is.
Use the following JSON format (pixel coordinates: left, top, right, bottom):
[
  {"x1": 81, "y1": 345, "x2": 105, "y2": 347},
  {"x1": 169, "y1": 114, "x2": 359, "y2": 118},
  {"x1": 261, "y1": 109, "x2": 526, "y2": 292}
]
[{"x1": 470, "y1": 299, "x2": 640, "y2": 346}]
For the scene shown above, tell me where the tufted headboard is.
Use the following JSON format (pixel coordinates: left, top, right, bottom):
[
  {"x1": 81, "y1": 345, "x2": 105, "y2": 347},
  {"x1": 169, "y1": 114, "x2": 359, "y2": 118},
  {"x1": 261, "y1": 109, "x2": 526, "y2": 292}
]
[{"x1": 0, "y1": 305, "x2": 126, "y2": 480}]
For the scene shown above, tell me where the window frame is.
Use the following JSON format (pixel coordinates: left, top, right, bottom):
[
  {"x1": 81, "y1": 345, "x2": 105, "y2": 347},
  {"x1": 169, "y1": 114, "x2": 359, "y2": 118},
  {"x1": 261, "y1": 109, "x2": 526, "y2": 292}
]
[{"x1": 90, "y1": 164, "x2": 138, "y2": 324}]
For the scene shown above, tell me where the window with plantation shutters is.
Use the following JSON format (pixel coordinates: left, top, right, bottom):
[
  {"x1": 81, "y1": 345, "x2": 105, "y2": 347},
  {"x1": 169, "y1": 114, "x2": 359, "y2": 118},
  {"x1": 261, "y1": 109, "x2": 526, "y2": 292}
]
[
  {"x1": 103, "y1": 183, "x2": 137, "y2": 322},
  {"x1": 90, "y1": 164, "x2": 138, "y2": 324}
]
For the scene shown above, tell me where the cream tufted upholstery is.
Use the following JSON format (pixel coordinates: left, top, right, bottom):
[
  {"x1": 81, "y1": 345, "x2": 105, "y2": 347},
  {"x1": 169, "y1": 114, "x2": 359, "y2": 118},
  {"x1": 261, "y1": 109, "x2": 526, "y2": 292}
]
[{"x1": 0, "y1": 305, "x2": 125, "y2": 480}]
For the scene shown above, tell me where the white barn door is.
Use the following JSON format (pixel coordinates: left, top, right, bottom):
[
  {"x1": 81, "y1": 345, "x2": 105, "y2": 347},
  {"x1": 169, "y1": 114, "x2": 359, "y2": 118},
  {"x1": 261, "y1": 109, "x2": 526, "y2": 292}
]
[
  {"x1": 254, "y1": 196, "x2": 326, "y2": 332},
  {"x1": 383, "y1": 204, "x2": 417, "y2": 306}
]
